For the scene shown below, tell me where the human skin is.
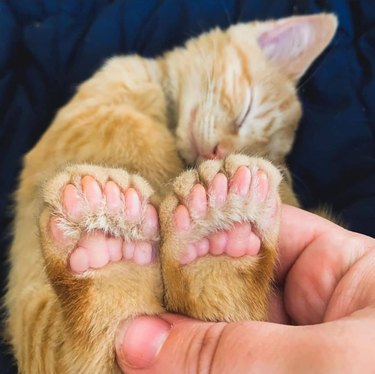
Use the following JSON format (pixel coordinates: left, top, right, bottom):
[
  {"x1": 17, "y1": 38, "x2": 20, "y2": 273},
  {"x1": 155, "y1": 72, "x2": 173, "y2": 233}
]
[{"x1": 116, "y1": 204, "x2": 375, "y2": 373}]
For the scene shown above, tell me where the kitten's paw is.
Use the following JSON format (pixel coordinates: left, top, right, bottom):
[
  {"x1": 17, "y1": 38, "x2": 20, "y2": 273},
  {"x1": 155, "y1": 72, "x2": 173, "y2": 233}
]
[
  {"x1": 160, "y1": 154, "x2": 282, "y2": 321},
  {"x1": 42, "y1": 166, "x2": 158, "y2": 273},
  {"x1": 39, "y1": 165, "x2": 163, "y2": 326},
  {"x1": 48, "y1": 174, "x2": 158, "y2": 273}
]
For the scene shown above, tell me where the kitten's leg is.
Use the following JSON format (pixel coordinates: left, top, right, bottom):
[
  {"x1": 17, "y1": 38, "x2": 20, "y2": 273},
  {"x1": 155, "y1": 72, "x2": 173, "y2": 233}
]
[
  {"x1": 5, "y1": 56, "x2": 182, "y2": 372},
  {"x1": 160, "y1": 154, "x2": 281, "y2": 321},
  {"x1": 39, "y1": 164, "x2": 163, "y2": 372}
]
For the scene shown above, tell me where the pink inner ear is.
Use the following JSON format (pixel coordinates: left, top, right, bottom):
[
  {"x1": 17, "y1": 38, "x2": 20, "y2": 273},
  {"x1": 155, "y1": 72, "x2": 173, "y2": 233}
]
[
  {"x1": 255, "y1": 15, "x2": 337, "y2": 80},
  {"x1": 257, "y1": 21, "x2": 313, "y2": 62}
]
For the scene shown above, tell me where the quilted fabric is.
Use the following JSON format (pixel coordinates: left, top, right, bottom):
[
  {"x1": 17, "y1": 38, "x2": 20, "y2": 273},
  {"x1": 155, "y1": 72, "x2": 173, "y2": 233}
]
[{"x1": 1, "y1": 1, "x2": 374, "y2": 371}]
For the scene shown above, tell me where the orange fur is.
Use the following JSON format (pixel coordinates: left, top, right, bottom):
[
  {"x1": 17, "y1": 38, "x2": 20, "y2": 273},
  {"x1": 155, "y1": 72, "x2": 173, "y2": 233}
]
[{"x1": 5, "y1": 14, "x2": 337, "y2": 372}]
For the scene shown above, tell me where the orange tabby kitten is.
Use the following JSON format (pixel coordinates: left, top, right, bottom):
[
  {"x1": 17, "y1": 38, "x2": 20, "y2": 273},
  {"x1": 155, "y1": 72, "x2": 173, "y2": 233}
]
[{"x1": 5, "y1": 14, "x2": 337, "y2": 373}]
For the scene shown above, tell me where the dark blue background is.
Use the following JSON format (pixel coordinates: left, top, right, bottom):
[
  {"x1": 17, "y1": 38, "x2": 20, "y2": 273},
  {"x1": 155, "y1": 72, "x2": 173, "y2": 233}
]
[{"x1": 1, "y1": 1, "x2": 374, "y2": 371}]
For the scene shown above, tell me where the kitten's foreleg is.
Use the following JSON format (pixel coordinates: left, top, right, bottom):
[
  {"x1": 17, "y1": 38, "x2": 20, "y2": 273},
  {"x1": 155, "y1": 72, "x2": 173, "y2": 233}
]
[{"x1": 160, "y1": 155, "x2": 282, "y2": 321}]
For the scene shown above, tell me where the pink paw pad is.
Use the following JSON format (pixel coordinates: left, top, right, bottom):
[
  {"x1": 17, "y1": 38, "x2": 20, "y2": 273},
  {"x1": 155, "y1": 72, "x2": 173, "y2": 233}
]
[
  {"x1": 229, "y1": 166, "x2": 251, "y2": 196},
  {"x1": 208, "y1": 173, "x2": 228, "y2": 207},
  {"x1": 67, "y1": 232, "x2": 155, "y2": 273},
  {"x1": 179, "y1": 223, "x2": 261, "y2": 265},
  {"x1": 174, "y1": 165, "x2": 267, "y2": 266},
  {"x1": 52, "y1": 176, "x2": 159, "y2": 273},
  {"x1": 104, "y1": 181, "x2": 123, "y2": 214}
]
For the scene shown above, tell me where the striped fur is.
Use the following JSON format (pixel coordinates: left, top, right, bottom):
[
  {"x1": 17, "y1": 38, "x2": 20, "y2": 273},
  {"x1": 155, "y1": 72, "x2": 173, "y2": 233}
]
[{"x1": 5, "y1": 15, "x2": 337, "y2": 372}]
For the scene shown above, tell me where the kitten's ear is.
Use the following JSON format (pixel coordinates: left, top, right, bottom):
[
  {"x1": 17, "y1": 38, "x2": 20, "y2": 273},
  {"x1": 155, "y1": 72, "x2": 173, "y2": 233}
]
[{"x1": 257, "y1": 14, "x2": 337, "y2": 81}]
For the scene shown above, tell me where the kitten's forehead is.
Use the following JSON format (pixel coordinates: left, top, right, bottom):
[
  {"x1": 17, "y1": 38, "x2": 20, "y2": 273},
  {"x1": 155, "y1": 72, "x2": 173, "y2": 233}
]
[
  {"x1": 195, "y1": 34, "x2": 252, "y2": 74},
  {"x1": 216, "y1": 44, "x2": 251, "y2": 79},
  {"x1": 188, "y1": 38, "x2": 252, "y2": 94},
  {"x1": 182, "y1": 25, "x2": 295, "y2": 120}
]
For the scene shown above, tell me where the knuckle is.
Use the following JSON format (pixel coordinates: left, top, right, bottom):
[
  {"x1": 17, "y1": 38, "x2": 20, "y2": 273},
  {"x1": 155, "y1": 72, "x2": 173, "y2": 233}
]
[{"x1": 197, "y1": 322, "x2": 227, "y2": 374}]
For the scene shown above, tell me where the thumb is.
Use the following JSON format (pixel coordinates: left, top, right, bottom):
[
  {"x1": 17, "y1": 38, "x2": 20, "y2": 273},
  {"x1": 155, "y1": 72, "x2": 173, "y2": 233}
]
[
  {"x1": 115, "y1": 313, "x2": 302, "y2": 373},
  {"x1": 115, "y1": 314, "x2": 224, "y2": 373}
]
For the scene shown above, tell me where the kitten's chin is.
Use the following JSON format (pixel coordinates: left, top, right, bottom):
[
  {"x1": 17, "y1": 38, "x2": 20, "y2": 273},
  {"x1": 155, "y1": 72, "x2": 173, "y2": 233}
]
[
  {"x1": 179, "y1": 152, "x2": 220, "y2": 167},
  {"x1": 178, "y1": 148, "x2": 199, "y2": 166},
  {"x1": 197, "y1": 154, "x2": 224, "y2": 163},
  {"x1": 178, "y1": 144, "x2": 228, "y2": 166}
]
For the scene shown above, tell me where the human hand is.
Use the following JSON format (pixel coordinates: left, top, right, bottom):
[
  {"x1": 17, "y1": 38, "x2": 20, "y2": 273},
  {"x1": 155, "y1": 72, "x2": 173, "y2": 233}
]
[{"x1": 115, "y1": 205, "x2": 375, "y2": 373}]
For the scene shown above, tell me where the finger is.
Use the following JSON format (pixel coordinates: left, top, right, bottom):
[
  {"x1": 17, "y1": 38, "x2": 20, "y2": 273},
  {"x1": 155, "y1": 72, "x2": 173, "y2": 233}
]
[
  {"x1": 276, "y1": 204, "x2": 343, "y2": 284},
  {"x1": 116, "y1": 314, "x2": 218, "y2": 373},
  {"x1": 278, "y1": 205, "x2": 375, "y2": 325},
  {"x1": 267, "y1": 287, "x2": 291, "y2": 324},
  {"x1": 115, "y1": 313, "x2": 345, "y2": 374}
]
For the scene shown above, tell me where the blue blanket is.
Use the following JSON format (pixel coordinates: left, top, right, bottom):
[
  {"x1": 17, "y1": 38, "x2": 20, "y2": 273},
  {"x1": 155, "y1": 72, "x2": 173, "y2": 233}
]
[{"x1": 1, "y1": 0, "x2": 374, "y2": 371}]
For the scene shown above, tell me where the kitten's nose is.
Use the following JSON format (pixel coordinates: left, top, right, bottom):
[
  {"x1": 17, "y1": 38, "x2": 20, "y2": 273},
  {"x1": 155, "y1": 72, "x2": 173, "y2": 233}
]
[
  {"x1": 203, "y1": 144, "x2": 224, "y2": 160},
  {"x1": 214, "y1": 144, "x2": 227, "y2": 158}
]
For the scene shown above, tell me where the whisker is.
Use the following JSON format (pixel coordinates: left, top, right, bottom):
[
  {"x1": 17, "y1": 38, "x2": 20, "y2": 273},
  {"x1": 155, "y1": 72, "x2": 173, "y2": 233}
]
[
  {"x1": 219, "y1": 0, "x2": 233, "y2": 27},
  {"x1": 235, "y1": 2, "x2": 247, "y2": 23}
]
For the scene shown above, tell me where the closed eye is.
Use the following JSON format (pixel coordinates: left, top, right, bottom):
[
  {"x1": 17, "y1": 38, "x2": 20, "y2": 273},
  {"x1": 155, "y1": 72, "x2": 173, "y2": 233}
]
[{"x1": 235, "y1": 89, "x2": 253, "y2": 129}]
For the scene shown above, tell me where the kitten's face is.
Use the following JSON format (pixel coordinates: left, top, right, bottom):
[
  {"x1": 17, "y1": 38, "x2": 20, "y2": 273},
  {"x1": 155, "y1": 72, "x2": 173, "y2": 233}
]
[
  {"x1": 174, "y1": 39, "x2": 302, "y2": 165},
  {"x1": 167, "y1": 14, "x2": 337, "y2": 165}
]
